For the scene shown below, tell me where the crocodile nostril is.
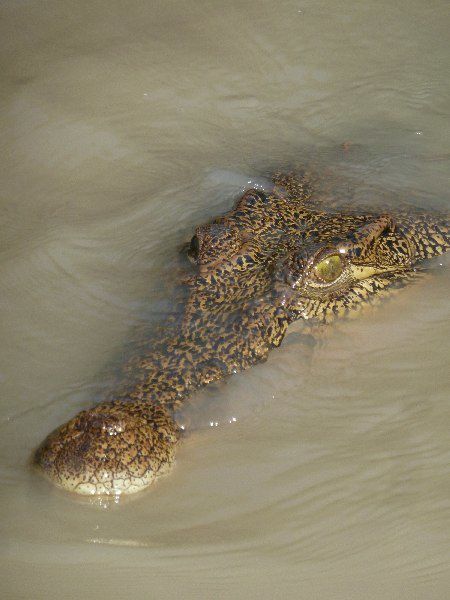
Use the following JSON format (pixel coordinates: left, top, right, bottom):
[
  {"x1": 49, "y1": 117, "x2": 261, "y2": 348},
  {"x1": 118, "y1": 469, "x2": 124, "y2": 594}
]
[{"x1": 188, "y1": 234, "x2": 200, "y2": 261}]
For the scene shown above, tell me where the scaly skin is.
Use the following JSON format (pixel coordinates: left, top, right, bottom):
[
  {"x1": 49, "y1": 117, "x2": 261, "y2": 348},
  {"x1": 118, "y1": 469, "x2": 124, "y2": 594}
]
[{"x1": 34, "y1": 174, "x2": 449, "y2": 496}]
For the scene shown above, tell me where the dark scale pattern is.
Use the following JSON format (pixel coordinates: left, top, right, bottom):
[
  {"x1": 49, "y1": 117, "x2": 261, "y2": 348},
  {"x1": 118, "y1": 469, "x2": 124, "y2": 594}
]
[{"x1": 34, "y1": 173, "x2": 449, "y2": 496}]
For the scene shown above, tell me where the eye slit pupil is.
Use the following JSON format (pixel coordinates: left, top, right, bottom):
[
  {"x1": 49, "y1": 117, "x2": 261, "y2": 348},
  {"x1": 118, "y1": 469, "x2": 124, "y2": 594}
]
[{"x1": 314, "y1": 254, "x2": 343, "y2": 283}]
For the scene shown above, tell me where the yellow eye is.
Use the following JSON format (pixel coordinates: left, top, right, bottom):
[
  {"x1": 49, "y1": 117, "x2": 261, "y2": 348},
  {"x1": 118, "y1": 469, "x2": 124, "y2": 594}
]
[{"x1": 314, "y1": 254, "x2": 343, "y2": 283}]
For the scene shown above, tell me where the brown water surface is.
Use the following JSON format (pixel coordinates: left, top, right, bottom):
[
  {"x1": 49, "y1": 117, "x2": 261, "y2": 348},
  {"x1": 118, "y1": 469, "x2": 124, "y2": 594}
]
[{"x1": 1, "y1": 1, "x2": 449, "y2": 598}]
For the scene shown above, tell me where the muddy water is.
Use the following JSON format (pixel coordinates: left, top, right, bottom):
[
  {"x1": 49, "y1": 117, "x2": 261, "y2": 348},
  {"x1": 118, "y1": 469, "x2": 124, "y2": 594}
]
[{"x1": 1, "y1": 1, "x2": 449, "y2": 598}]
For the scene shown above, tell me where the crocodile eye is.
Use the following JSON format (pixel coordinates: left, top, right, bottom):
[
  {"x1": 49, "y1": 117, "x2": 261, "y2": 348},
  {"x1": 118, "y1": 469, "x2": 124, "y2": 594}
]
[
  {"x1": 188, "y1": 235, "x2": 200, "y2": 261},
  {"x1": 313, "y1": 254, "x2": 343, "y2": 283}
]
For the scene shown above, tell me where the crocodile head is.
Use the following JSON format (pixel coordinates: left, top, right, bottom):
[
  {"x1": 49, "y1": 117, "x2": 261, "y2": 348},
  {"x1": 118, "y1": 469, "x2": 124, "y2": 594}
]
[
  {"x1": 34, "y1": 174, "x2": 449, "y2": 497},
  {"x1": 186, "y1": 178, "x2": 448, "y2": 326}
]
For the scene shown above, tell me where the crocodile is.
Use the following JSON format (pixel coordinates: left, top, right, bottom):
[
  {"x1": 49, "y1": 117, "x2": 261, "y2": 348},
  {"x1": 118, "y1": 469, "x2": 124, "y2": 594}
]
[{"x1": 34, "y1": 173, "x2": 449, "y2": 496}]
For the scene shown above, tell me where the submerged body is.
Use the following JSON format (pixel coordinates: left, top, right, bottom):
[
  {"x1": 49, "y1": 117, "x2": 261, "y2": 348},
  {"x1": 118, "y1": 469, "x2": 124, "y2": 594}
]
[{"x1": 34, "y1": 173, "x2": 449, "y2": 496}]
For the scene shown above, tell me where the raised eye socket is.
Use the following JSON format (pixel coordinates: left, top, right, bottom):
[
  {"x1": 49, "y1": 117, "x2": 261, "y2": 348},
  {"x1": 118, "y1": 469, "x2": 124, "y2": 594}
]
[
  {"x1": 313, "y1": 254, "x2": 343, "y2": 283},
  {"x1": 188, "y1": 235, "x2": 200, "y2": 260}
]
